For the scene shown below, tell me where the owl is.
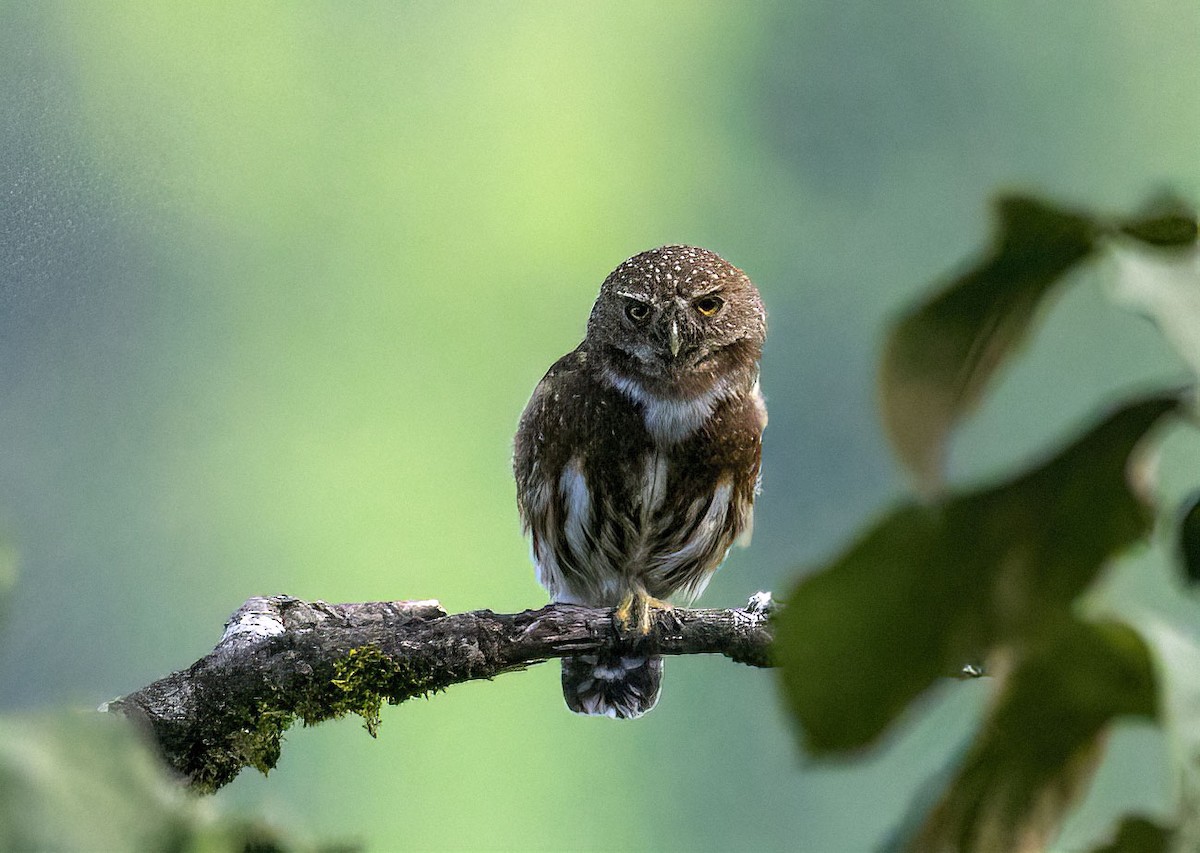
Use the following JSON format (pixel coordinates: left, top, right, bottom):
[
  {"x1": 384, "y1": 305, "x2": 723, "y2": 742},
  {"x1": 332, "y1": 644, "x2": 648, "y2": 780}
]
[{"x1": 513, "y1": 245, "x2": 767, "y2": 718}]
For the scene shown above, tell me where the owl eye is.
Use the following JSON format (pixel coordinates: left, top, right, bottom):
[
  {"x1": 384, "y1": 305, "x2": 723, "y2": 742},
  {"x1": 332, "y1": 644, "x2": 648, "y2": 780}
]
[
  {"x1": 624, "y1": 299, "x2": 651, "y2": 322},
  {"x1": 694, "y1": 295, "x2": 724, "y2": 317}
]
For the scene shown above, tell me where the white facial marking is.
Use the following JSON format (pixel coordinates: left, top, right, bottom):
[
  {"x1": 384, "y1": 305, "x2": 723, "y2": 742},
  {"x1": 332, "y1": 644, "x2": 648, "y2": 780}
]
[{"x1": 603, "y1": 367, "x2": 727, "y2": 444}]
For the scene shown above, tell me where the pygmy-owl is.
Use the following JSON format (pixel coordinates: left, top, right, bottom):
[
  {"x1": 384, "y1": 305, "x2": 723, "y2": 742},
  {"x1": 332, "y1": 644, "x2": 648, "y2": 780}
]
[{"x1": 513, "y1": 245, "x2": 767, "y2": 718}]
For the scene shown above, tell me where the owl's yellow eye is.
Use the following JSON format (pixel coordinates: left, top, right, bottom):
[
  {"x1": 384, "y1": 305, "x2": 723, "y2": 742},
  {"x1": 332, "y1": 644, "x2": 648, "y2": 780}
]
[
  {"x1": 694, "y1": 295, "x2": 724, "y2": 317},
  {"x1": 624, "y1": 299, "x2": 651, "y2": 322}
]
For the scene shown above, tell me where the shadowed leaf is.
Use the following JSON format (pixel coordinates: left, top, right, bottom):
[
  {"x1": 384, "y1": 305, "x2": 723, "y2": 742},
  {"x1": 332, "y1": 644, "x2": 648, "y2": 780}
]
[
  {"x1": 904, "y1": 620, "x2": 1157, "y2": 853},
  {"x1": 776, "y1": 392, "x2": 1178, "y2": 753},
  {"x1": 880, "y1": 195, "x2": 1097, "y2": 493},
  {"x1": 1177, "y1": 492, "x2": 1200, "y2": 585},
  {"x1": 1089, "y1": 816, "x2": 1171, "y2": 853},
  {"x1": 1119, "y1": 196, "x2": 1199, "y2": 247}
]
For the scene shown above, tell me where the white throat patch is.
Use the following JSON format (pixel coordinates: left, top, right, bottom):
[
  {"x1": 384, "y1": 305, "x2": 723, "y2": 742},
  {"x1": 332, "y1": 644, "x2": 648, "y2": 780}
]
[{"x1": 603, "y1": 367, "x2": 726, "y2": 444}]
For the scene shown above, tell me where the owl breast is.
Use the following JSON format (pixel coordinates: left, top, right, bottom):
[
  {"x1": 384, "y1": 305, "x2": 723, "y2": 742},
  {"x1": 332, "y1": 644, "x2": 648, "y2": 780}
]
[
  {"x1": 532, "y1": 456, "x2": 739, "y2": 606},
  {"x1": 518, "y1": 365, "x2": 763, "y2": 607}
]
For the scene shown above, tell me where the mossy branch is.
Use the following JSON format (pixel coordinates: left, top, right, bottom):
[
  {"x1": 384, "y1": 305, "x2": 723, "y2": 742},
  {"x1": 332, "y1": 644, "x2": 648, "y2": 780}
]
[{"x1": 105, "y1": 593, "x2": 777, "y2": 792}]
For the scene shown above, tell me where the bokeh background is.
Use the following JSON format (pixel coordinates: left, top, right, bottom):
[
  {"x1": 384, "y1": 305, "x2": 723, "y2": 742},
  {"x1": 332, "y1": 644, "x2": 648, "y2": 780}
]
[{"x1": 2, "y1": 2, "x2": 1198, "y2": 850}]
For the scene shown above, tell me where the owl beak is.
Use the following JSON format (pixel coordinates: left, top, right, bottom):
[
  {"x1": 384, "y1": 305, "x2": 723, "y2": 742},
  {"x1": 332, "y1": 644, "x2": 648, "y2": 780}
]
[{"x1": 668, "y1": 319, "x2": 682, "y2": 358}]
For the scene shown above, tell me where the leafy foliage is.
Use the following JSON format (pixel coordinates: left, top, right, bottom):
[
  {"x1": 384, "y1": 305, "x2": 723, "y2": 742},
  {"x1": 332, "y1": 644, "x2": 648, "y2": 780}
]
[
  {"x1": 908, "y1": 620, "x2": 1156, "y2": 852},
  {"x1": 777, "y1": 394, "x2": 1176, "y2": 753},
  {"x1": 879, "y1": 195, "x2": 1196, "y2": 494},
  {"x1": 879, "y1": 196, "x2": 1097, "y2": 494},
  {"x1": 1129, "y1": 618, "x2": 1200, "y2": 851},
  {"x1": 0, "y1": 711, "x2": 354, "y2": 852},
  {"x1": 1089, "y1": 816, "x2": 1171, "y2": 853},
  {"x1": 778, "y1": 193, "x2": 1200, "y2": 850},
  {"x1": 1118, "y1": 199, "x2": 1199, "y2": 248},
  {"x1": 1109, "y1": 241, "x2": 1200, "y2": 378}
]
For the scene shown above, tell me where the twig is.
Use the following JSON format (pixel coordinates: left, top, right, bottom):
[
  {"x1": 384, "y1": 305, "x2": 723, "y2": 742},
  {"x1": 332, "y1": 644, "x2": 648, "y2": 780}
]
[{"x1": 106, "y1": 592, "x2": 777, "y2": 792}]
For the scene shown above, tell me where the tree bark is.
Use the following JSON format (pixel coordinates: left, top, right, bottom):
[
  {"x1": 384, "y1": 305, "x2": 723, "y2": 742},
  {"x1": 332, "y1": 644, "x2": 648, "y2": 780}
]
[{"x1": 106, "y1": 592, "x2": 777, "y2": 792}]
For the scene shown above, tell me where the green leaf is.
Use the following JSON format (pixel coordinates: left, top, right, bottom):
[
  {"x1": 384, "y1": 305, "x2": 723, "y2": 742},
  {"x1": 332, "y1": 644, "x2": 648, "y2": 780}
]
[
  {"x1": 1122, "y1": 217, "x2": 1198, "y2": 247},
  {"x1": 775, "y1": 392, "x2": 1178, "y2": 754},
  {"x1": 1128, "y1": 617, "x2": 1200, "y2": 852},
  {"x1": 0, "y1": 711, "x2": 353, "y2": 852},
  {"x1": 1089, "y1": 816, "x2": 1172, "y2": 853},
  {"x1": 1118, "y1": 197, "x2": 1199, "y2": 248},
  {"x1": 901, "y1": 620, "x2": 1157, "y2": 852},
  {"x1": 1109, "y1": 243, "x2": 1200, "y2": 378},
  {"x1": 879, "y1": 195, "x2": 1098, "y2": 494},
  {"x1": 1177, "y1": 492, "x2": 1200, "y2": 585}
]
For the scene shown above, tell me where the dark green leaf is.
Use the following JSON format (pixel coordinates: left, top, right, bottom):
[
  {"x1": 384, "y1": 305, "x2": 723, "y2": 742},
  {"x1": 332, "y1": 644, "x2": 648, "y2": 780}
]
[
  {"x1": 775, "y1": 392, "x2": 1178, "y2": 753},
  {"x1": 904, "y1": 621, "x2": 1157, "y2": 853},
  {"x1": 1178, "y1": 492, "x2": 1200, "y2": 585},
  {"x1": 1121, "y1": 216, "x2": 1198, "y2": 247},
  {"x1": 1089, "y1": 816, "x2": 1172, "y2": 853},
  {"x1": 879, "y1": 194, "x2": 1098, "y2": 493},
  {"x1": 1119, "y1": 197, "x2": 1199, "y2": 247}
]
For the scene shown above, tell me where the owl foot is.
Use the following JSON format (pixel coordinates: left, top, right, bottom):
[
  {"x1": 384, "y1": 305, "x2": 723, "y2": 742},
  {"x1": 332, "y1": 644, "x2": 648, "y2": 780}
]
[{"x1": 614, "y1": 590, "x2": 674, "y2": 636}]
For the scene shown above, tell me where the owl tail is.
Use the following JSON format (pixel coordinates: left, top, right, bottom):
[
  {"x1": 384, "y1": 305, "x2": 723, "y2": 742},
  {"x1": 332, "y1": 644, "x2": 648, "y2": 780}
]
[{"x1": 561, "y1": 653, "x2": 663, "y2": 719}]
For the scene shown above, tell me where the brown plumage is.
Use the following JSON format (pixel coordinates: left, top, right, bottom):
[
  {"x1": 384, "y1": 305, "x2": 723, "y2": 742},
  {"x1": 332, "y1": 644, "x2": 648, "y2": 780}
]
[{"x1": 514, "y1": 245, "x2": 767, "y2": 718}]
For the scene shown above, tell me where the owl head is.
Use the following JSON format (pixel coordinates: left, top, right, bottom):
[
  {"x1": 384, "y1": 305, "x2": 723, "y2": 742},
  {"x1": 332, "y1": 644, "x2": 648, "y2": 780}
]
[{"x1": 585, "y1": 245, "x2": 766, "y2": 398}]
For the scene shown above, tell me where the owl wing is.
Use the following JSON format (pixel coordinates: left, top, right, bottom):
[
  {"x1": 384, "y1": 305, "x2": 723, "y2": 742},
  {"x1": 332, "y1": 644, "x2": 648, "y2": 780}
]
[
  {"x1": 513, "y1": 347, "x2": 588, "y2": 532},
  {"x1": 516, "y1": 346, "x2": 625, "y2": 604}
]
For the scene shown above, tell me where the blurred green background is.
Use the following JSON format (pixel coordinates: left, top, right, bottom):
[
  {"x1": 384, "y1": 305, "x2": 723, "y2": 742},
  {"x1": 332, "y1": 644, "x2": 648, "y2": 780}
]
[{"x1": 2, "y1": 2, "x2": 1198, "y2": 850}]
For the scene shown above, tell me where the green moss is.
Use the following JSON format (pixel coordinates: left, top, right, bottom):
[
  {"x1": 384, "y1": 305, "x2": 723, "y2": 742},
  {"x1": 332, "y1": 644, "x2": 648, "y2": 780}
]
[
  {"x1": 330, "y1": 647, "x2": 388, "y2": 736},
  {"x1": 190, "y1": 644, "x2": 445, "y2": 790},
  {"x1": 311, "y1": 645, "x2": 413, "y2": 737},
  {"x1": 231, "y1": 709, "x2": 291, "y2": 776}
]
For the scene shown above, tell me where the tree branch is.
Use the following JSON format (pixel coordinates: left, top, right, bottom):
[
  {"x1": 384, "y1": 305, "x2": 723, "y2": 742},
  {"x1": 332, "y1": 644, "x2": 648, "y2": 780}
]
[{"x1": 106, "y1": 592, "x2": 777, "y2": 792}]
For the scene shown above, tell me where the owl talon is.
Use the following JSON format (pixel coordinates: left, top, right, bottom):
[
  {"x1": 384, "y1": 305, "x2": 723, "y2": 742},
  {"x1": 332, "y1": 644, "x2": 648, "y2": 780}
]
[
  {"x1": 614, "y1": 592, "x2": 636, "y2": 634},
  {"x1": 639, "y1": 595, "x2": 673, "y2": 635},
  {"x1": 613, "y1": 591, "x2": 673, "y2": 636}
]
